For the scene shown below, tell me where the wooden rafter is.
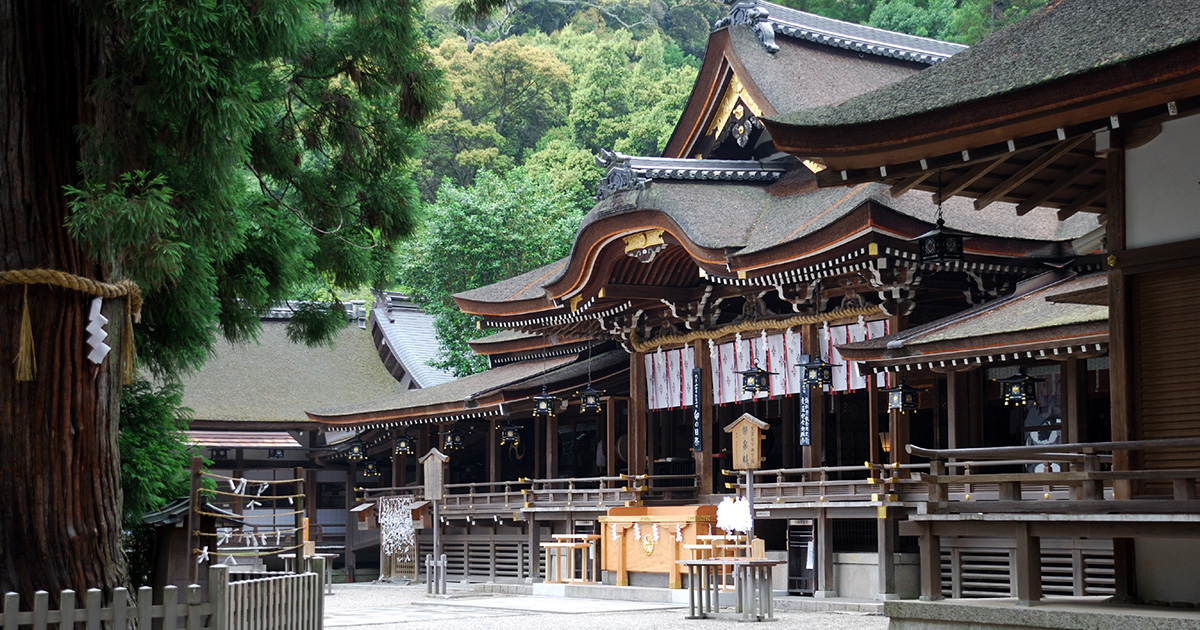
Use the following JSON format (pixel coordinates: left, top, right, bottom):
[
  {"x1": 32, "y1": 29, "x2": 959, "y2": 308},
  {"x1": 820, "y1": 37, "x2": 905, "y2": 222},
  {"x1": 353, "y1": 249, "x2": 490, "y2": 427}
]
[
  {"x1": 941, "y1": 153, "x2": 1014, "y2": 201},
  {"x1": 889, "y1": 172, "x2": 931, "y2": 198},
  {"x1": 974, "y1": 134, "x2": 1091, "y2": 210},
  {"x1": 1016, "y1": 157, "x2": 1103, "y2": 215},
  {"x1": 1057, "y1": 183, "x2": 1107, "y2": 220}
]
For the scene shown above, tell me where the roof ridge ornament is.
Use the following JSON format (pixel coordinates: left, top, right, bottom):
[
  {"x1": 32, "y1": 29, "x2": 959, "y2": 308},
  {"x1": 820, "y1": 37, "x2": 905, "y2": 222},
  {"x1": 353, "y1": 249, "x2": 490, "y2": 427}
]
[
  {"x1": 595, "y1": 148, "x2": 650, "y2": 200},
  {"x1": 722, "y1": 0, "x2": 780, "y2": 54}
]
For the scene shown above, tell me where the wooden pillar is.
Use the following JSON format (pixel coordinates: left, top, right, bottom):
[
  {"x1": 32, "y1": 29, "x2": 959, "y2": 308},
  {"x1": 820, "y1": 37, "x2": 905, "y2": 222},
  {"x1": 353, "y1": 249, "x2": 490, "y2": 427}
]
[
  {"x1": 803, "y1": 325, "x2": 824, "y2": 468},
  {"x1": 781, "y1": 395, "x2": 796, "y2": 468},
  {"x1": 1113, "y1": 537, "x2": 1137, "y2": 601},
  {"x1": 629, "y1": 352, "x2": 648, "y2": 477},
  {"x1": 646, "y1": 410, "x2": 658, "y2": 478},
  {"x1": 814, "y1": 509, "x2": 836, "y2": 598},
  {"x1": 305, "y1": 470, "x2": 317, "y2": 537},
  {"x1": 891, "y1": 409, "x2": 910, "y2": 465},
  {"x1": 868, "y1": 379, "x2": 881, "y2": 465},
  {"x1": 606, "y1": 399, "x2": 617, "y2": 478},
  {"x1": 489, "y1": 418, "x2": 500, "y2": 483},
  {"x1": 391, "y1": 448, "x2": 402, "y2": 489},
  {"x1": 1063, "y1": 357, "x2": 1088, "y2": 444},
  {"x1": 877, "y1": 509, "x2": 897, "y2": 600},
  {"x1": 546, "y1": 413, "x2": 559, "y2": 479},
  {"x1": 694, "y1": 340, "x2": 715, "y2": 494},
  {"x1": 947, "y1": 370, "x2": 970, "y2": 453},
  {"x1": 1105, "y1": 148, "x2": 1134, "y2": 499},
  {"x1": 918, "y1": 522, "x2": 942, "y2": 600},
  {"x1": 527, "y1": 515, "x2": 541, "y2": 583},
  {"x1": 968, "y1": 369, "x2": 985, "y2": 447},
  {"x1": 345, "y1": 464, "x2": 357, "y2": 582},
  {"x1": 533, "y1": 414, "x2": 543, "y2": 479},
  {"x1": 1013, "y1": 522, "x2": 1042, "y2": 606}
]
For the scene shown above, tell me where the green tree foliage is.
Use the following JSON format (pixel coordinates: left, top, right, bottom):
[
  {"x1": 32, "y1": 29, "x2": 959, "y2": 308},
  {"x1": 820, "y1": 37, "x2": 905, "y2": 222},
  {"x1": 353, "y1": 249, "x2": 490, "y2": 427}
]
[
  {"x1": 118, "y1": 381, "x2": 195, "y2": 525},
  {"x1": 66, "y1": 1, "x2": 452, "y2": 382},
  {"x1": 868, "y1": 0, "x2": 955, "y2": 39},
  {"x1": 398, "y1": 169, "x2": 586, "y2": 375}
]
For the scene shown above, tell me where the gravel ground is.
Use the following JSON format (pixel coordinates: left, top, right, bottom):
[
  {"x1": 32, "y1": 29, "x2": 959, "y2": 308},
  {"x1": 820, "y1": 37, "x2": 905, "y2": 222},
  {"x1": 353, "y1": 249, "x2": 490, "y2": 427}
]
[{"x1": 323, "y1": 582, "x2": 889, "y2": 630}]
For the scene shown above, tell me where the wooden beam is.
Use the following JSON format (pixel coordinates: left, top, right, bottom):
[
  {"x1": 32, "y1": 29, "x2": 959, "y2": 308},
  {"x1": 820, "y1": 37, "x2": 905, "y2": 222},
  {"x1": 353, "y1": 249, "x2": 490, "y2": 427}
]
[
  {"x1": 941, "y1": 154, "x2": 1012, "y2": 200},
  {"x1": 1016, "y1": 157, "x2": 1102, "y2": 215},
  {"x1": 1057, "y1": 182, "x2": 1107, "y2": 220},
  {"x1": 889, "y1": 172, "x2": 931, "y2": 197},
  {"x1": 974, "y1": 135, "x2": 1091, "y2": 210}
]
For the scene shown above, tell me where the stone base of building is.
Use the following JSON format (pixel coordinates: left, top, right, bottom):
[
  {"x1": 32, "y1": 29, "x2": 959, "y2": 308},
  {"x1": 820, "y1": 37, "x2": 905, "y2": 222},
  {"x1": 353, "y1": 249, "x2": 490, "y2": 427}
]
[{"x1": 885, "y1": 597, "x2": 1200, "y2": 630}]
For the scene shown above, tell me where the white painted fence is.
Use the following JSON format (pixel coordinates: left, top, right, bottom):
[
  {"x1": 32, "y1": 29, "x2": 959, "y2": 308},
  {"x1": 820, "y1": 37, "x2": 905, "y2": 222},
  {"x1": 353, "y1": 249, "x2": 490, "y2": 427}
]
[{"x1": 0, "y1": 558, "x2": 325, "y2": 630}]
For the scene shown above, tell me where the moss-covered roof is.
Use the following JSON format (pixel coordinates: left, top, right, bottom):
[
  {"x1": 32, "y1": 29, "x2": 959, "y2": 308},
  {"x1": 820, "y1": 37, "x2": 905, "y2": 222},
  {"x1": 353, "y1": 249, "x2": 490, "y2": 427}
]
[
  {"x1": 769, "y1": 0, "x2": 1200, "y2": 129},
  {"x1": 179, "y1": 321, "x2": 402, "y2": 424}
]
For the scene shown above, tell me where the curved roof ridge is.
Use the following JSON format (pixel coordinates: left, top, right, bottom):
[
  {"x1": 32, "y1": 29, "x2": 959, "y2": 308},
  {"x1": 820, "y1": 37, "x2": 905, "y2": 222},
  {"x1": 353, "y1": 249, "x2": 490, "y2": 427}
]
[{"x1": 751, "y1": 0, "x2": 967, "y2": 64}]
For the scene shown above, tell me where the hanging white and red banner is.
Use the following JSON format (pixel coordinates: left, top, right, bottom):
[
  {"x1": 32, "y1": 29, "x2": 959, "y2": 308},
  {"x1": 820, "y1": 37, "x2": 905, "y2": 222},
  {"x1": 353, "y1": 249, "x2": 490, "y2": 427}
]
[{"x1": 818, "y1": 319, "x2": 889, "y2": 392}]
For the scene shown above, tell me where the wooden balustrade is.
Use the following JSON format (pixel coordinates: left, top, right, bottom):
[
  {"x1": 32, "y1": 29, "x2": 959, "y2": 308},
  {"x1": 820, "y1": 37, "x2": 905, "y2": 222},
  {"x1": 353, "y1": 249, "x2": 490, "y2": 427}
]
[
  {"x1": 726, "y1": 464, "x2": 929, "y2": 504},
  {"x1": 908, "y1": 438, "x2": 1200, "y2": 513}
]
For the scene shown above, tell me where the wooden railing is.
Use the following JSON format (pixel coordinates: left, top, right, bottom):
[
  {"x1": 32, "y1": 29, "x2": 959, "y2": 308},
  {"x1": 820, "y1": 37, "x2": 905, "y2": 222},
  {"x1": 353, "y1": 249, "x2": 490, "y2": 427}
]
[
  {"x1": 0, "y1": 560, "x2": 324, "y2": 630},
  {"x1": 909, "y1": 437, "x2": 1200, "y2": 513},
  {"x1": 727, "y1": 463, "x2": 929, "y2": 504}
]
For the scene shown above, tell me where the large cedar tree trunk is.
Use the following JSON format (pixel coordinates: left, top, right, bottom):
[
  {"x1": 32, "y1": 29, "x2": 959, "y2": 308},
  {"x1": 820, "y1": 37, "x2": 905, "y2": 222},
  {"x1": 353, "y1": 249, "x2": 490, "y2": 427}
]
[{"x1": 0, "y1": 1, "x2": 126, "y2": 598}]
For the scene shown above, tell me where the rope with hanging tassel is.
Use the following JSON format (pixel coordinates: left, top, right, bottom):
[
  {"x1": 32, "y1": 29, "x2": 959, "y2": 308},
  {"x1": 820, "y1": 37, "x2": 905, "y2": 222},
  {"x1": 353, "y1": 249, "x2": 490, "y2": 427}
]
[{"x1": 1, "y1": 268, "x2": 142, "y2": 383}]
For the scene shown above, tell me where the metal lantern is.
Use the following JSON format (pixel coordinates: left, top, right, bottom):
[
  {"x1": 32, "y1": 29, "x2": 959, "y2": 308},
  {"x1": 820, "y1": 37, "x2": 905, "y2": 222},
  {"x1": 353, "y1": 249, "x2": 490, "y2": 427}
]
[
  {"x1": 579, "y1": 383, "x2": 605, "y2": 414},
  {"x1": 499, "y1": 422, "x2": 522, "y2": 447},
  {"x1": 347, "y1": 438, "x2": 366, "y2": 461},
  {"x1": 797, "y1": 357, "x2": 840, "y2": 389},
  {"x1": 993, "y1": 368, "x2": 1045, "y2": 407},
  {"x1": 737, "y1": 364, "x2": 776, "y2": 395},
  {"x1": 882, "y1": 381, "x2": 920, "y2": 413},
  {"x1": 442, "y1": 428, "x2": 464, "y2": 451},
  {"x1": 394, "y1": 434, "x2": 415, "y2": 456},
  {"x1": 532, "y1": 386, "x2": 557, "y2": 418},
  {"x1": 916, "y1": 218, "x2": 965, "y2": 263},
  {"x1": 363, "y1": 461, "x2": 381, "y2": 478}
]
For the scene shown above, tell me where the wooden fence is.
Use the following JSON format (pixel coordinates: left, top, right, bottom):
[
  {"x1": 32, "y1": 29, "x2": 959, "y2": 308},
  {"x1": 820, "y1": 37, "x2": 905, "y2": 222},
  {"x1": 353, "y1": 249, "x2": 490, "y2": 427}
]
[{"x1": 0, "y1": 559, "x2": 324, "y2": 630}]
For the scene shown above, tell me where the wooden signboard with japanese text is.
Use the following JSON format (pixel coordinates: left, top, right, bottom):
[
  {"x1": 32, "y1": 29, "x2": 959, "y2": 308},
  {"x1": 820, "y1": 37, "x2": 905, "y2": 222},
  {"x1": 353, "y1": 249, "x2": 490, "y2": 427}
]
[{"x1": 724, "y1": 413, "x2": 769, "y2": 470}]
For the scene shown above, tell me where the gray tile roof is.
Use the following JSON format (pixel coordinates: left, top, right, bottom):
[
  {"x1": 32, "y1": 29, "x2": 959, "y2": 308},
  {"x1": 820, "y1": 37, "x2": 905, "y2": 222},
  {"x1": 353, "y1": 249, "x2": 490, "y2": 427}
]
[
  {"x1": 759, "y1": 1, "x2": 966, "y2": 64},
  {"x1": 179, "y1": 321, "x2": 403, "y2": 423},
  {"x1": 838, "y1": 272, "x2": 1108, "y2": 359},
  {"x1": 307, "y1": 351, "x2": 634, "y2": 421},
  {"x1": 455, "y1": 173, "x2": 1099, "y2": 306},
  {"x1": 371, "y1": 296, "x2": 456, "y2": 388},
  {"x1": 769, "y1": 0, "x2": 1200, "y2": 128}
]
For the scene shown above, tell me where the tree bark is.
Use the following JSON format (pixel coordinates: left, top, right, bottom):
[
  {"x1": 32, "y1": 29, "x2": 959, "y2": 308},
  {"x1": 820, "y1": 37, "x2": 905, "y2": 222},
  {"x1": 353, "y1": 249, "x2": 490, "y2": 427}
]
[{"x1": 0, "y1": 1, "x2": 125, "y2": 599}]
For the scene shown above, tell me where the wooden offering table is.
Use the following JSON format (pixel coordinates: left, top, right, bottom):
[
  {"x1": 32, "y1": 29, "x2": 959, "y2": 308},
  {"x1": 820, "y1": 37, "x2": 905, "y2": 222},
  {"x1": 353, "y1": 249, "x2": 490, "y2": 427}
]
[
  {"x1": 541, "y1": 534, "x2": 602, "y2": 584},
  {"x1": 678, "y1": 558, "x2": 786, "y2": 622},
  {"x1": 600, "y1": 505, "x2": 718, "y2": 588}
]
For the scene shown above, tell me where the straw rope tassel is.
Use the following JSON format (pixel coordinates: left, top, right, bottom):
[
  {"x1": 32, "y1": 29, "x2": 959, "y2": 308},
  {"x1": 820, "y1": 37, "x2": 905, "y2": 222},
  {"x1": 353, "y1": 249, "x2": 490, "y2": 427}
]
[
  {"x1": 15, "y1": 285, "x2": 35, "y2": 381},
  {"x1": 2, "y1": 268, "x2": 142, "y2": 383}
]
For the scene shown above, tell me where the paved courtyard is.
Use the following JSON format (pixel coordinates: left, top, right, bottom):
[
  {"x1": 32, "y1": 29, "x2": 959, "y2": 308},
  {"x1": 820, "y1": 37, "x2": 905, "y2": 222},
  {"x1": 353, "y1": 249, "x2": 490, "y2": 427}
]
[{"x1": 323, "y1": 583, "x2": 888, "y2": 630}]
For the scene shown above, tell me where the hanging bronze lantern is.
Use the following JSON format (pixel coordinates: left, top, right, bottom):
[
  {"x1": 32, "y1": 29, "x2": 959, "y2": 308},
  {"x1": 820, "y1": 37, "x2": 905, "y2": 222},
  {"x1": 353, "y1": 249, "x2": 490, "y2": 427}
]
[
  {"x1": 882, "y1": 381, "x2": 920, "y2": 413},
  {"x1": 363, "y1": 460, "x2": 381, "y2": 478},
  {"x1": 916, "y1": 218, "x2": 966, "y2": 263},
  {"x1": 394, "y1": 434, "x2": 415, "y2": 456},
  {"x1": 499, "y1": 422, "x2": 522, "y2": 447},
  {"x1": 442, "y1": 428, "x2": 464, "y2": 451},
  {"x1": 797, "y1": 357, "x2": 840, "y2": 389},
  {"x1": 737, "y1": 364, "x2": 776, "y2": 395},
  {"x1": 993, "y1": 368, "x2": 1045, "y2": 407},
  {"x1": 532, "y1": 385, "x2": 557, "y2": 418},
  {"x1": 578, "y1": 383, "x2": 605, "y2": 414},
  {"x1": 347, "y1": 437, "x2": 366, "y2": 461}
]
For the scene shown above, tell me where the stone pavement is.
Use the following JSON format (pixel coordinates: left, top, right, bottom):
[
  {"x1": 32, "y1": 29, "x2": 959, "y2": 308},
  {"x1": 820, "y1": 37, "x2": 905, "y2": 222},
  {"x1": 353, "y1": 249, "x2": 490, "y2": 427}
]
[{"x1": 323, "y1": 583, "x2": 888, "y2": 630}]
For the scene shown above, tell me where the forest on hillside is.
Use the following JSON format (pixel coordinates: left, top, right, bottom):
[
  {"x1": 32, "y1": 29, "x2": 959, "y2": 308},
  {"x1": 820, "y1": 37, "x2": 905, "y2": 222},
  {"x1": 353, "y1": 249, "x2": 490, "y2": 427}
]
[{"x1": 397, "y1": 0, "x2": 1048, "y2": 375}]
